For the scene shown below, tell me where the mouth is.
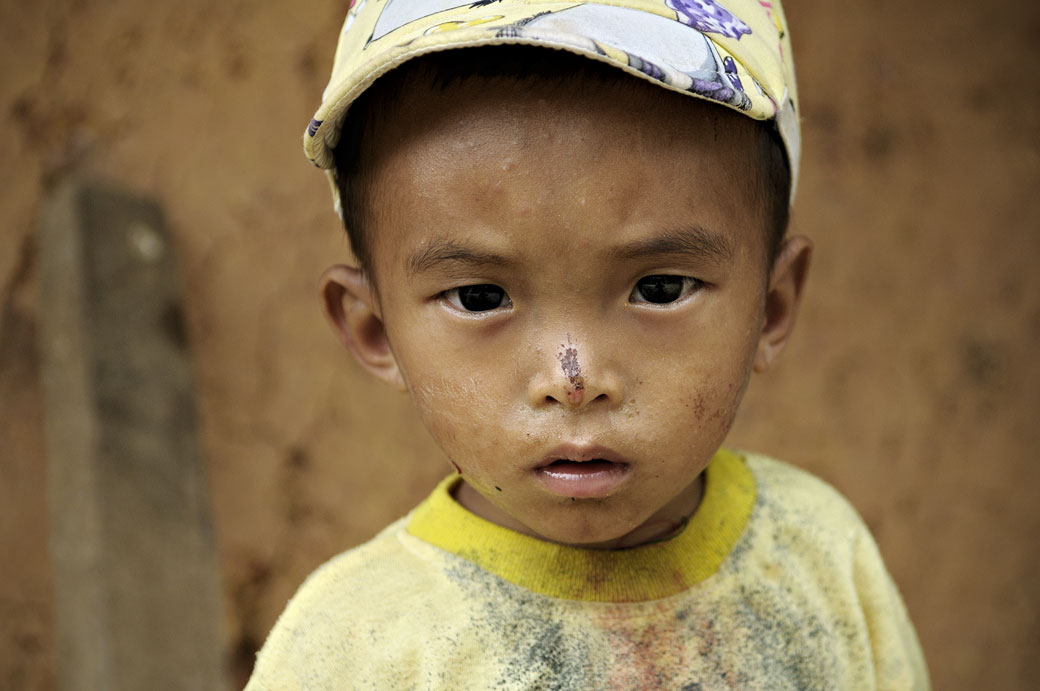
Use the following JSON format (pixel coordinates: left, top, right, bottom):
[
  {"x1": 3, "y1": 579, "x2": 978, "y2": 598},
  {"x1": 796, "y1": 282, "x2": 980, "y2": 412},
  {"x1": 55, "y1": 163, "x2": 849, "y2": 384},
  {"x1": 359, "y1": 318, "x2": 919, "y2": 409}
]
[{"x1": 533, "y1": 445, "x2": 630, "y2": 499}]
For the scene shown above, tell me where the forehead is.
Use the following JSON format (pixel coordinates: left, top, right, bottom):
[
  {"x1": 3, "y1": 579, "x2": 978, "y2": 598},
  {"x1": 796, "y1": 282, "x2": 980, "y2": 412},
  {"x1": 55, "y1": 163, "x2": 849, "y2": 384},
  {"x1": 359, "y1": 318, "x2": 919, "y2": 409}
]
[{"x1": 361, "y1": 75, "x2": 764, "y2": 276}]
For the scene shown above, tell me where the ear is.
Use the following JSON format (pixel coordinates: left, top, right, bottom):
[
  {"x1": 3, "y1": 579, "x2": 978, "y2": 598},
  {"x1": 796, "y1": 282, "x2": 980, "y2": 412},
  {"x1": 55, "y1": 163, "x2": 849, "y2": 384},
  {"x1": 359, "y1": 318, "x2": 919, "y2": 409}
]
[
  {"x1": 320, "y1": 265, "x2": 407, "y2": 391},
  {"x1": 753, "y1": 235, "x2": 813, "y2": 373}
]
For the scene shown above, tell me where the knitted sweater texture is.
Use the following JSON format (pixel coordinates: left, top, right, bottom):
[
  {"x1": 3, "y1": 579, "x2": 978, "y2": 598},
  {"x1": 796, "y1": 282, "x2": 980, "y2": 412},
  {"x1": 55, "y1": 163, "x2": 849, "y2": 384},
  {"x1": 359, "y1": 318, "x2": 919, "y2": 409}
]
[{"x1": 247, "y1": 451, "x2": 929, "y2": 690}]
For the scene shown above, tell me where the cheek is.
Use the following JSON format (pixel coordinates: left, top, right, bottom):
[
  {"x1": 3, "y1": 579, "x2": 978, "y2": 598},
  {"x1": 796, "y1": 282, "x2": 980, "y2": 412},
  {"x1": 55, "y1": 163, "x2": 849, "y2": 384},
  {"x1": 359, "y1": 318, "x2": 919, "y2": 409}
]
[
  {"x1": 697, "y1": 376, "x2": 750, "y2": 433},
  {"x1": 640, "y1": 328, "x2": 758, "y2": 443},
  {"x1": 407, "y1": 374, "x2": 509, "y2": 467},
  {"x1": 658, "y1": 374, "x2": 747, "y2": 444},
  {"x1": 695, "y1": 340, "x2": 757, "y2": 426},
  {"x1": 409, "y1": 376, "x2": 481, "y2": 436},
  {"x1": 386, "y1": 315, "x2": 532, "y2": 474}
]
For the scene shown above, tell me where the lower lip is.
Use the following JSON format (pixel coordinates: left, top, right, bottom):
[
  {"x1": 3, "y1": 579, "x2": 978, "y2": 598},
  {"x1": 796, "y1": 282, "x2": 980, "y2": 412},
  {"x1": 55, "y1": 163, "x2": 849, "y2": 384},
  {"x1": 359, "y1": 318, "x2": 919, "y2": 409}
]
[{"x1": 534, "y1": 461, "x2": 629, "y2": 499}]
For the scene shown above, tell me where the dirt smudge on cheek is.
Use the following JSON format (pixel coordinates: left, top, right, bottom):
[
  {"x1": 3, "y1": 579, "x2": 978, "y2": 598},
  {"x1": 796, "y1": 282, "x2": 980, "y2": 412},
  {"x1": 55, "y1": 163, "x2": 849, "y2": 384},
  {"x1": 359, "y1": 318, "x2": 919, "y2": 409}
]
[{"x1": 689, "y1": 393, "x2": 708, "y2": 420}]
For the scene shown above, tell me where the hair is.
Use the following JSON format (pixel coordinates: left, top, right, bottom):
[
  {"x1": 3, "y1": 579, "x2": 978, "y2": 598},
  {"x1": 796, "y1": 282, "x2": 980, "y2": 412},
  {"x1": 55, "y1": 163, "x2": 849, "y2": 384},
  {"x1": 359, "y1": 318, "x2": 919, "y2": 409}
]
[{"x1": 333, "y1": 46, "x2": 791, "y2": 275}]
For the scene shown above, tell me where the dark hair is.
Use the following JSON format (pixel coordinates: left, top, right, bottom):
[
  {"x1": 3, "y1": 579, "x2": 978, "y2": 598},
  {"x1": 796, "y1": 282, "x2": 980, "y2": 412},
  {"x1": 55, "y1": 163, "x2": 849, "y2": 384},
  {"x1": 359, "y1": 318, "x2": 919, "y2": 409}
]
[{"x1": 333, "y1": 46, "x2": 790, "y2": 274}]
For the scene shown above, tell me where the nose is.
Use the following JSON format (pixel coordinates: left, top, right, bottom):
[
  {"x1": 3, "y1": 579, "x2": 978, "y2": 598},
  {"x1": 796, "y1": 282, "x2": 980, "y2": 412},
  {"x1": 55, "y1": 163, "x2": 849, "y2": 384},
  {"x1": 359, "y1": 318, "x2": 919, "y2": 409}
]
[{"x1": 527, "y1": 337, "x2": 622, "y2": 410}]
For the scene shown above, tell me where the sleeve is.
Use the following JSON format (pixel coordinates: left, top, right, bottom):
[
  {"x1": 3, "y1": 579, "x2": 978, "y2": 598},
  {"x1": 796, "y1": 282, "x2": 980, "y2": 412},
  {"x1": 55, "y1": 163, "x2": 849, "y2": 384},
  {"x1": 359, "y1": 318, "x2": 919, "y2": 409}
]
[{"x1": 852, "y1": 528, "x2": 931, "y2": 691}]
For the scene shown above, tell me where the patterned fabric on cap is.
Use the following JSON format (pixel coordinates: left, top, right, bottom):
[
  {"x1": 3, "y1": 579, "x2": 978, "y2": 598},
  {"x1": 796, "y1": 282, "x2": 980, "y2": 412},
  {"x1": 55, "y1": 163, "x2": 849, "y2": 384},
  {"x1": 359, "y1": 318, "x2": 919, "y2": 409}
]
[{"x1": 306, "y1": 0, "x2": 800, "y2": 207}]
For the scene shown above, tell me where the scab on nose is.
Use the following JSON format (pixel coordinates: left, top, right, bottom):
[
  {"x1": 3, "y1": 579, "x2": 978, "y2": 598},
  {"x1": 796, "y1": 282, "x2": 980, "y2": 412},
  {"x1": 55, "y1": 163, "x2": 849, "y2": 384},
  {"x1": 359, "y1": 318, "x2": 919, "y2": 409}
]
[{"x1": 557, "y1": 341, "x2": 585, "y2": 406}]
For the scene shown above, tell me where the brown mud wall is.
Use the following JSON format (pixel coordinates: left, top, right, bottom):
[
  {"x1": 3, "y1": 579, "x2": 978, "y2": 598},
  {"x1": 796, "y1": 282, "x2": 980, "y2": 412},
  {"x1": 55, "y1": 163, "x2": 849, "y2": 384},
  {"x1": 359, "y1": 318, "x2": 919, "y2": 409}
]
[{"x1": 2, "y1": 1, "x2": 1038, "y2": 688}]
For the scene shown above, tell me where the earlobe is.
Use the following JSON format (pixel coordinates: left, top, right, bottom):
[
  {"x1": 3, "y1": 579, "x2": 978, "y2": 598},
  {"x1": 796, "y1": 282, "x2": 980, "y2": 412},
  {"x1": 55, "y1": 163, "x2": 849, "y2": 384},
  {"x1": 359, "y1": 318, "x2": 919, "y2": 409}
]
[
  {"x1": 320, "y1": 265, "x2": 407, "y2": 391},
  {"x1": 754, "y1": 236, "x2": 813, "y2": 372}
]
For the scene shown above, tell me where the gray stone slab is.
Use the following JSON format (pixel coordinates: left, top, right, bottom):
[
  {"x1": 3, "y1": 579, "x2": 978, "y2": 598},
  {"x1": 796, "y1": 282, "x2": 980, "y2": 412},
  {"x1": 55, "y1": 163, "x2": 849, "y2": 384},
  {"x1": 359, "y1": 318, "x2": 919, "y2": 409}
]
[{"x1": 38, "y1": 180, "x2": 225, "y2": 691}]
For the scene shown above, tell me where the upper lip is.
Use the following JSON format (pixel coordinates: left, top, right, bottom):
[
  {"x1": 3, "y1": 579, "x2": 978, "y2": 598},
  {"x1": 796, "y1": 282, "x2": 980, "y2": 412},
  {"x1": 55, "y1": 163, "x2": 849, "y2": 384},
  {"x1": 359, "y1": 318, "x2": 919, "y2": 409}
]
[{"x1": 535, "y1": 443, "x2": 627, "y2": 469}]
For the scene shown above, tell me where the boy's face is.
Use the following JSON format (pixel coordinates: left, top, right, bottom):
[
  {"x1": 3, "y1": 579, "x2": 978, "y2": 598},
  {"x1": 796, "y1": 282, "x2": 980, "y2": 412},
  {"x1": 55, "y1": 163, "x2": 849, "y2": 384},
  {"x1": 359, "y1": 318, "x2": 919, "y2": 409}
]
[{"x1": 323, "y1": 77, "x2": 809, "y2": 547}]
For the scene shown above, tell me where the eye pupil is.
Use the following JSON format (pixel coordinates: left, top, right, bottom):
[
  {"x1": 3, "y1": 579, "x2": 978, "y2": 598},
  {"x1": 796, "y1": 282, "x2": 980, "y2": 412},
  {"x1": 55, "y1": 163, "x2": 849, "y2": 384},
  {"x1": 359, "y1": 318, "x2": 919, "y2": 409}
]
[
  {"x1": 636, "y1": 275, "x2": 684, "y2": 303},
  {"x1": 458, "y1": 284, "x2": 506, "y2": 311}
]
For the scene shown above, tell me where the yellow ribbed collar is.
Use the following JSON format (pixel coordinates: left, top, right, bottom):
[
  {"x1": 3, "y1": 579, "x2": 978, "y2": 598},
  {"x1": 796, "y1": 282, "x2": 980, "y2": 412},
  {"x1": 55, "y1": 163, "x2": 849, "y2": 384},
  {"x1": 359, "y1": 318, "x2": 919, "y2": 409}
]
[{"x1": 406, "y1": 449, "x2": 755, "y2": 602}]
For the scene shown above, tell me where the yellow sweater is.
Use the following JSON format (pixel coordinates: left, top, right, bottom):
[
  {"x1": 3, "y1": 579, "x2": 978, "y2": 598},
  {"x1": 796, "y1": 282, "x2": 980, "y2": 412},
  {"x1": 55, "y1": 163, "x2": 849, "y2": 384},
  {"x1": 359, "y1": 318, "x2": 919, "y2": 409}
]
[{"x1": 247, "y1": 451, "x2": 929, "y2": 689}]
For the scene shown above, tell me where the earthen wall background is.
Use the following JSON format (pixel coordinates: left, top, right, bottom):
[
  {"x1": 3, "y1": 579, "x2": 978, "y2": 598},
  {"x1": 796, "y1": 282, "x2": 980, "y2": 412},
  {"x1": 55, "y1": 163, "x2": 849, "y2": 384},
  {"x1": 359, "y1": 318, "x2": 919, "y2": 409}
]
[{"x1": 2, "y1": 1, "x2": 1038, "y2": 688}]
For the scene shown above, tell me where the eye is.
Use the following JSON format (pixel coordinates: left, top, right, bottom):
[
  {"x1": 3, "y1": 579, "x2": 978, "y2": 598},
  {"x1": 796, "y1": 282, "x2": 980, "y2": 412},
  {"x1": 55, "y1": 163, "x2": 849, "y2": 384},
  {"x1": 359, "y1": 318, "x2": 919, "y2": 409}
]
[
  {"x1": 629, "y1": 275, "x2": 700, "y2": 305},
  {"x1": 442, "y1": 284, "x2": 512, "y2": 312}
]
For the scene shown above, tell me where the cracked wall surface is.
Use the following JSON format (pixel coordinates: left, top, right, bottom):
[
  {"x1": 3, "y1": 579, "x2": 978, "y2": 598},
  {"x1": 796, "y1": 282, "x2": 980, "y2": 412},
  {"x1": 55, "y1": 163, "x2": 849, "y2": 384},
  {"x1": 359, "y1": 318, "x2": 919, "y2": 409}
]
[{"x1": 1, "y1": 1, "x2": 1038, "y2": 689}]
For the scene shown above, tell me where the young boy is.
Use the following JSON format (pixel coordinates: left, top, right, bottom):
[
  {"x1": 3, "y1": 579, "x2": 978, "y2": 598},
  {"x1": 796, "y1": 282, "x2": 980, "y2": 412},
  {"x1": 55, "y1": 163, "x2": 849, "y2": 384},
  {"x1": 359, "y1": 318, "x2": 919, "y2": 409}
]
[{"x1": 248, "y1": 1, "x2": 929, "y2": 688}]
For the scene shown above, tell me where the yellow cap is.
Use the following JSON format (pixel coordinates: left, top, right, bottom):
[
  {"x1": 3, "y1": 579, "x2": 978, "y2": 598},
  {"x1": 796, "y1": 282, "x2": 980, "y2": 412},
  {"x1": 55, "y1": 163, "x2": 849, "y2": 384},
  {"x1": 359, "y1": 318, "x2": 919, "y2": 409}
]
[{"x1": 305, "y1": 0, "x2": 800, "y2": 211}]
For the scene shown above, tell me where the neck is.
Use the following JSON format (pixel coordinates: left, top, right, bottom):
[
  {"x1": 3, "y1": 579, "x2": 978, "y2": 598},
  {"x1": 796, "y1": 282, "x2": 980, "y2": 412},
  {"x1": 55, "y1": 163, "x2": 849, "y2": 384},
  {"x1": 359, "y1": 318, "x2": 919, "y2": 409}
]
[{"x1": 406, "y1": 449, "x2": 756, "y2": 602}]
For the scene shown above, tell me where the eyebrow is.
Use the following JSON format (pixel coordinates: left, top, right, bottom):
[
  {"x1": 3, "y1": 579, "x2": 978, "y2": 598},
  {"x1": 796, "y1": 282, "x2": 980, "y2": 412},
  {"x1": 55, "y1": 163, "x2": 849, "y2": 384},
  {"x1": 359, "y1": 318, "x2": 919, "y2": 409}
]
[
  {"x1": 609, "y1": 226, "x2": 734, "y2": 264},
  {"x1": 405, "y1": 225, "x2": 733, "y2": 276},
  {"x1": 406, "y1": 239, "x2": 512, "y2": 277}
]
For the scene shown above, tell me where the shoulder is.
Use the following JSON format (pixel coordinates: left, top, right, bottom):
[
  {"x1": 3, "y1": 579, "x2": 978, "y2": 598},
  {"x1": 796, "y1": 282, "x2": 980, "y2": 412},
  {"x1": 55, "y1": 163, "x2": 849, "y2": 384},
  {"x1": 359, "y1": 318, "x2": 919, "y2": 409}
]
[
  {"x1": 245, "y1": 517, "x2": 449, "y2": 689},
  {"x1": 744, "y1": 452, "x2": 856, "y2": 509},
  {"x1": 733, "y1": 451, "x2": 931, "y2": 689},
  {"x1": 278, "y1": 517, "x2": 415, "y2": 605},
  {"x1": 725, "y1": 452, "x2": 873, "y2": 633},
  {"x1": 742, "y1": 451, "x2": 868, "y2": 540}
]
